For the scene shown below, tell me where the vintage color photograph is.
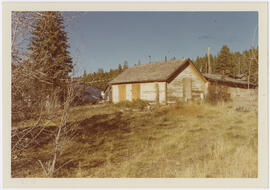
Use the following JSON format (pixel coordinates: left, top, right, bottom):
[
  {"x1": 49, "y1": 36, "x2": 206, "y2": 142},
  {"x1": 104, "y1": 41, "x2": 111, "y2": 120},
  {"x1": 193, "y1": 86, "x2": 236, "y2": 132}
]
[{"x1": 11, "y1": 11, "x2": 258, "y2": 178}]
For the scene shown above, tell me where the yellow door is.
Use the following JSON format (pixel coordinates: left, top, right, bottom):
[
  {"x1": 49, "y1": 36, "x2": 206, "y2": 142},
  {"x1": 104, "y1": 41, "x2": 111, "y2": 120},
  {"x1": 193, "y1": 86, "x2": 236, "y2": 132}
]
[
  {"x1": 118, "y1": 84, "x2": 126, "y2": 101},
  {"x1": 132, "y1": 83, "x2": 140, "y2": 100}
]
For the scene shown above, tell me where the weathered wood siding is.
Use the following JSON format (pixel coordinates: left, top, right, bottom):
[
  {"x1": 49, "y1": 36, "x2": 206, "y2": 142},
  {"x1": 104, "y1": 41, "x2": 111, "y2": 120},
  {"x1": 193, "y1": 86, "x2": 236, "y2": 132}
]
[
  {"x1": 227, "y1": 85, "x2": 257, "y2": 102},
  {"x1": 183, "y1": 78, "x2": 192, "y2": 99},
  {"x1": 126, "y1": 84, "x2": 132, "y2": 101},
  {"x1": 207, "y1": 82, "x2": 258, "y2": 102},
  {"x1": 228, "y1": 86, "x2": 257, "y2": 99},
  {"x1": 140, "y1": 82, "x2": 166, "y2": 104},
  {"x1": 167, "y1": 64, "x2": 206, "y2": 103},
  {"x1": 132, "y1": 83, "x2": 141, "y2": 100},
  {"x1": 140, "y1": 83, "x2": 156, "y2": 102},
  {"x1": 158, "y1": 82, "x2": 166, "y2": 104},
  {"x1": 112, "y1": 85, "x2": 119, "y2": 103}
]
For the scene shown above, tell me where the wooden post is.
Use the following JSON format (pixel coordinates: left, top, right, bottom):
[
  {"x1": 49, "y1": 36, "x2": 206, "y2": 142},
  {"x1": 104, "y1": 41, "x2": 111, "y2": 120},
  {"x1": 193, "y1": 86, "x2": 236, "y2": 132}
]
[
  {"x1": 109, "y1": 85, "x2": 112, "y2": 102},
  {"x1": 155, "y1": 83, "x2": 160, "y2": 105},
  {"x1": 238, "y1": 57, "x2": 241, "y2": 75},
  {"x1": 208, "y1": 47, "x2": 212, "y2": 74},
  {"x1": 165, "y1": 82, "x2": 167, "y2": 105}
]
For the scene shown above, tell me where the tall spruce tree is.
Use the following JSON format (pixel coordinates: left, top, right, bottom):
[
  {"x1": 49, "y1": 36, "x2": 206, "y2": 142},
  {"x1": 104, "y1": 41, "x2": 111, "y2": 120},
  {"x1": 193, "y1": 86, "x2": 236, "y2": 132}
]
[
  {"x1": 248, "y1": 47, "x2": 258, "y2": 84},
  {"x1": 216, "y1": 45, "x2": 231, "y2": 75},
  {"x1": 28, "y1": 12, "x2": 72, "y2": 101}
]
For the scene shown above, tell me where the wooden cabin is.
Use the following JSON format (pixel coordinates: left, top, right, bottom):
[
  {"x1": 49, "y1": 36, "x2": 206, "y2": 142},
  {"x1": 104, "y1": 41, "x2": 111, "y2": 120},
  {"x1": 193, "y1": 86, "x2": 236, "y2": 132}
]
[
  {"x1": 203, "y1": 73, "x2": 258, "y2": 101},
  {"x1": 109, "y1": 58, "x2": 208, "y2": 104}
]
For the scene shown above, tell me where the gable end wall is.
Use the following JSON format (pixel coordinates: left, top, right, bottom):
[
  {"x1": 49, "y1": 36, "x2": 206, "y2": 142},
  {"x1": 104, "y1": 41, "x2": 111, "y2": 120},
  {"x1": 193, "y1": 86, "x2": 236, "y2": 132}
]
[{"x1": 167, "y1": 64, "x2": 206, "y2": 103}]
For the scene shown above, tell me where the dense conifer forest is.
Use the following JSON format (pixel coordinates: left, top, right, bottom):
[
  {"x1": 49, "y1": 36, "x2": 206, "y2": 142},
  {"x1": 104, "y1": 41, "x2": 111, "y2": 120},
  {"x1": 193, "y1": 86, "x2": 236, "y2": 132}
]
[{"x1": 193, "y1": 45, "x2": 258, "y2": 84}]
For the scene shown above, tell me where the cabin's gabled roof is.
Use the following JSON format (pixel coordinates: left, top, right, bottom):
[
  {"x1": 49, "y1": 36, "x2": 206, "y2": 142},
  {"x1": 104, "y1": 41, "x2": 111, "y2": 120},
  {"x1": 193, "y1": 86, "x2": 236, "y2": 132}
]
[
  {"x1": 109, "y1": 58, "x2": 204, "y2": 85},
  {"x1": 203, "y1": 73, "x2": 257, "y2": 89}
]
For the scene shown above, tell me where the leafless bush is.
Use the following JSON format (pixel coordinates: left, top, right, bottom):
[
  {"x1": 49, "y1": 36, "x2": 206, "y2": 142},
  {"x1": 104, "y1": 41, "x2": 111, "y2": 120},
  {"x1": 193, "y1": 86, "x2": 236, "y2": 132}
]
[
  {"x1": 37, "y1": 82, "x2": 77, "y2": 177},
  {"x1": 12, "y1": 76, "x2": 78, "y2": 176},
  {"x1": 11, "y1": 62, "x2": 79, "y2": 176},
  {"x1": 11, "y1": 11, "x2": 83, "y2": 177}
]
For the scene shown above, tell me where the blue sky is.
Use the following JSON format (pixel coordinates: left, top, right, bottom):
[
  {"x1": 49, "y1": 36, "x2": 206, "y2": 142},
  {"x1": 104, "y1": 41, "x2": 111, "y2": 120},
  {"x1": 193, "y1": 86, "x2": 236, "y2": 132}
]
[{"x1": 64, "y1": 12, "x2": 258, "y2": 76}]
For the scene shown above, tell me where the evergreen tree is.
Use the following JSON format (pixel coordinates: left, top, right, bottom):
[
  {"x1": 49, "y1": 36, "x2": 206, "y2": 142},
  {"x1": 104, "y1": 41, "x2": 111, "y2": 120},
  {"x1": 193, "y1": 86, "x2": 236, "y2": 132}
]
[
  {"x1": 230, "y1": 52, "x2": 241, "y2": 78},
  {"x1": 83, "y1": 70, "x2": 87, "y2": 79},
  {"x1": 83, "y1": 69, "x2": 87, "y2": 87},
  {"x1": 194, "y1": 55, "x2": 207, "y2": 73},
  {"x1": 193, "y1": 45, "x2": 258, "y2": 83},
  {"x1": 171, "y1": 56, "x2": 176, "y2": 61},
  {"x1": 28, "y1": 12, "x2": 73, "y2": 101},
  {"x1": 216, "y1": 45, "x2": 231, "y2": 75},
  {"x1": 212, "y1": 55, "x2": 217, "y2": 73},
  {"x1": 247, "y1": 47, "x2": 258, "y2": 84},
  {"x1": 123, "y1": 60, "x2": 128, "y2": 70},
  {"x1": 118, "y1": 64, "x2": 123, "y2": 73},
  {"x1": 98, "y1": 68, "x2": 104, "y2": 74}
]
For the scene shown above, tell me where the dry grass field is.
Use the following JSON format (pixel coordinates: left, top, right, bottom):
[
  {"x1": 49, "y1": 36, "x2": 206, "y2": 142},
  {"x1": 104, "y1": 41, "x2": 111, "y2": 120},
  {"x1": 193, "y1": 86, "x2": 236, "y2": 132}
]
[{"x1": 11, "y1": 100, "x2": 258, "y2": 178}]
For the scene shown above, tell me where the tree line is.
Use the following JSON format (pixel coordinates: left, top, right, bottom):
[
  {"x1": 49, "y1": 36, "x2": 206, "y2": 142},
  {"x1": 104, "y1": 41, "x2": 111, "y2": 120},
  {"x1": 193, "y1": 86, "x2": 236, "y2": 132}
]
[
  {"x1": 192, "y1": 45, "x2": 258, "y2": 84},
  {"x1": 78, "y1": 45, "x2": 258, "y2": 92},
  {"x1": 77, "y1": 61, "x2": 129, "y2": 91}
]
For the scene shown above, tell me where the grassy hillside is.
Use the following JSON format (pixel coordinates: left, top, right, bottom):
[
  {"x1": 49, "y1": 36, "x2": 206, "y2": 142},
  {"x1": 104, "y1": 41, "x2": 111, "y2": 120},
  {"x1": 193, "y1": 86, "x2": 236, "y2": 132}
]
[{"x1": 11, "y1": 100, "x2": 258, "y2": 178}]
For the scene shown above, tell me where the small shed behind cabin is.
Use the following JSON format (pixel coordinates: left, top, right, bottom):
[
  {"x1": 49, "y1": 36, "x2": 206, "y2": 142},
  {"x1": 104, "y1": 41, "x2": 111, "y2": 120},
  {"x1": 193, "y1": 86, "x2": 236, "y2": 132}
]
[{"x1": 203, "y1": 73, "x2": 258, "y2": 101}]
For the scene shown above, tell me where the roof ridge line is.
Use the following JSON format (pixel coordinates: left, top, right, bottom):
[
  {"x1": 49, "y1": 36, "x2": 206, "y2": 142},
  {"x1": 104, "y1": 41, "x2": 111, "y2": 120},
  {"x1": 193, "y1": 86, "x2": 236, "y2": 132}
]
[{"x1": 131, "y1": 58, "x2": 187, "y2": 68}]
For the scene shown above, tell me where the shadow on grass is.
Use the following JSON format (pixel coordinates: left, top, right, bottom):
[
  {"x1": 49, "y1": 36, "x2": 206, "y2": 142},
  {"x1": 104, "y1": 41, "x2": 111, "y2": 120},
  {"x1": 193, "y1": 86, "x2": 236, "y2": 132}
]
[{"x1": 11, "y1": 111, "x2": 136, "y2": 177}]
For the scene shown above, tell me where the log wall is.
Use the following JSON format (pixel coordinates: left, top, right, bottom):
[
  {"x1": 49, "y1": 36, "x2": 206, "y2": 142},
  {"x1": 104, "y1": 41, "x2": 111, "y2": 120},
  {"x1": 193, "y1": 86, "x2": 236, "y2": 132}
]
[{"x1": 140, "y1": 82, "x2": 166, "y2": 104}]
